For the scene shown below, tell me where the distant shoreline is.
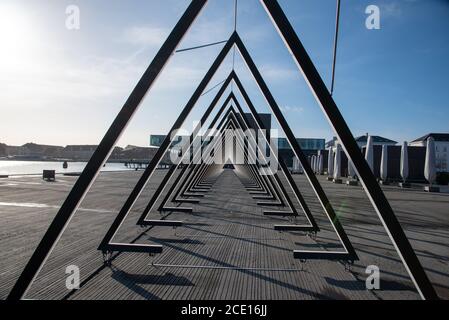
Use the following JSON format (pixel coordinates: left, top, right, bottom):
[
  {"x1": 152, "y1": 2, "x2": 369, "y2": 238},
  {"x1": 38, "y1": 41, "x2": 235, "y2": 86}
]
[
  {"x1": 0, "y1": 159, "x2": 133, "y2": 176},
  {"x1": 0, "y1": 158, "x2": 125, "y2": 163}
]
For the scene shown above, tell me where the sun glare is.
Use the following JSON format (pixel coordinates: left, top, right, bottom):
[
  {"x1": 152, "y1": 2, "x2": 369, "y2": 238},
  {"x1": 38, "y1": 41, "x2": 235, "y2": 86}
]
[{"x1": 0, "y1": 3, "x2": 37, "y2": 68}]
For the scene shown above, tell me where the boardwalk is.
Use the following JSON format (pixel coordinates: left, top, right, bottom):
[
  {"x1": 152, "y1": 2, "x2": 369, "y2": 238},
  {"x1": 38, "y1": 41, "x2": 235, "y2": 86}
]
[{"x1": 0, "y1": 168, "x2": 448, "y2": 300}]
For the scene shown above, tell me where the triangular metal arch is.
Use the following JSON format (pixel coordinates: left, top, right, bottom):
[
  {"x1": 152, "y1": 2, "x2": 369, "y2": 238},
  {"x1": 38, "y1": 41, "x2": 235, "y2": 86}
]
[
  {"x1": 200, "y1": 97, "x2": 315, "y2": 224},
  {"x1": 135, "y1": 92, "x2": 285, "y2": 224},
  {"x1": 214, "y1": 110, "x2": 295, "y2": 212},
  {"x1": 224, "y1": 97, "x2": 319, "y2": 230},
  {"x1": 162, "y1": 89, "x2": 314, "y2": 216},
  {"x1": 170, "y1": 100, "x2": 278, "y2": 203},
  {"x1": 136, "y1": 101, "x2": 289, "y2": 225},
  {"x1": 9, "y1": 0, "x2": 436, "y2": 300},
  {"x1": 158, "y1": 104, "x2": 286, "y2": 213},
  {"x1": 10, "y1": 28, "x2": 358, "y2": 299},
  {"x1": 220, "y1": 111, "x2": 312, "y2": 222}
]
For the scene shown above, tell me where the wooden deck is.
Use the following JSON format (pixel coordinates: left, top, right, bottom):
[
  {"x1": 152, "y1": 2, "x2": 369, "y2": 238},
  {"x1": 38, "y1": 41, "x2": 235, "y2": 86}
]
[{"x1": 0, "y1": 167, "x2": 448, "y2": 300}]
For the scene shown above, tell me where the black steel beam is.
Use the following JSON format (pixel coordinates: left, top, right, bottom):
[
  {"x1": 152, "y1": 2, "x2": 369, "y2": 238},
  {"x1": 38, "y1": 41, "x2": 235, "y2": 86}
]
[
  {"x1": 260, "y1": 0, "x2": 437, "y2": 299},
  {"x1": 140, "y1": 220, "x2": 183, "y2": 227},
  {"x1": 293, "y1": 251, "x2": 352, "y2": 261},
  {"x1": 274, "y1": 225, "x2": 316, "y2": 232}
]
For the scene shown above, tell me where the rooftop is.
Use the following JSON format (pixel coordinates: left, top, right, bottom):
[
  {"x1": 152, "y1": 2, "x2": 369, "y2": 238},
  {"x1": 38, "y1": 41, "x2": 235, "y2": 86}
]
[
  {"x1": 412, "y1": 133, "x2": 449, "y2": 143},
  {"x1": 354, "y1": 135, "x2": 397, "y2": 144}
]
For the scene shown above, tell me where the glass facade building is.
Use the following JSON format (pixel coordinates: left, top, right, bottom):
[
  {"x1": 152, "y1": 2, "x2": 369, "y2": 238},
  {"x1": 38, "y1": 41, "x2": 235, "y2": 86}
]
[
  {"x1": 278, "y1": 138, "x2": 325, "y2": 151},
  {"x1": 149, "y1": 135, "x2": 166, "y2": 147}
]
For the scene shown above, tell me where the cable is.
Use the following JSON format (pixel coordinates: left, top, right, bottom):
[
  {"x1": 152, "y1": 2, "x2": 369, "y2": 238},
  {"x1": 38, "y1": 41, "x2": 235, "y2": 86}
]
[
  {"x1": 201, "y1": 79, "x2": 226, "y2": 97},
  {"x1": 330, "y1": 0, "x2": 341, "y2": 96},
  {"x1": 175, "y1": 40, "x2": 228, "y2": 53},
  {"x1": 232, "y1": 0, "x2": 238, "y2": 90},
  {"x1": 233, "y1": 0, "x2": 238, "y2": 32}
]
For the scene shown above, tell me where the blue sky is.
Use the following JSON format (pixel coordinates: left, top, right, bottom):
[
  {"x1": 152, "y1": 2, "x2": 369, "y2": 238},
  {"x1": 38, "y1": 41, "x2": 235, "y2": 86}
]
[{"x1": 0, "y1": 0, "x2": 448, "y2": 147}]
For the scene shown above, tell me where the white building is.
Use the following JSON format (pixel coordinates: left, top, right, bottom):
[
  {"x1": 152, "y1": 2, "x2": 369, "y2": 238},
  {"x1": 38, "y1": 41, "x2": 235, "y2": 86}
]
[{"x1": 409, "y1": 133, "x2": 449, "y2": 172}]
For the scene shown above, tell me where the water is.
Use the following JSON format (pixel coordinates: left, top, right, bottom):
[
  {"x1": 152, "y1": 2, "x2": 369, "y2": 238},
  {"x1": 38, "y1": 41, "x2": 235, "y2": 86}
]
[{"x1": 0, "y1": 160, "x2": 132, "y2": 175}]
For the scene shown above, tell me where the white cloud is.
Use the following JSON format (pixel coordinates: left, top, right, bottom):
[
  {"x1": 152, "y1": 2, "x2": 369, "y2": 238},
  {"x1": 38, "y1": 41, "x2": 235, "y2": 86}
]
[
  {"x1": 280, "y1": 105, "x2": 305, "y2": 113},
  {"x1": 381, "y1": 2, "x2": 403, "y2": 17},
  {"x1": 260, "y1": 65, "x2": 298, "y2": 82}
]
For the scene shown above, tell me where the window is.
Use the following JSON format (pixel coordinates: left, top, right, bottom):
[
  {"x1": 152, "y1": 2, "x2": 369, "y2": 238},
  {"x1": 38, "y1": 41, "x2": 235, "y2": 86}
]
[{"x1": 442, "y1": 160, "x2": 448, "y2": 171}]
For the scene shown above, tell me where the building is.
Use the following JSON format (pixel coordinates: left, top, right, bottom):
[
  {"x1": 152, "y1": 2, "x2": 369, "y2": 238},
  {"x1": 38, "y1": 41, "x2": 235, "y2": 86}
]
[
  {"x1": 297, "y1": 138, "x2": 325, "y2": 150},
  {"x1": 278, "y1": 138, "x2": 325, "y2": 151},
  {"x1": 21, "y1": 143, "x2": 64, "y2": 159},
  {"x1": 355, "y1": 135, "x2": 397, "y2": 148},
  {"x1": 3, "y1": 145, "x2": 26, "y2": 157},
  {"x1": 63, "y1": 145, "x2": 98, "y2": 160},
  {"x1": 150, "y1": 134, "x2": 190, "y2": 148},
  {"x1": 326, "y1": 135, "x2": 397, "y2": 150},
  {"x1": 242, "y1": 113, "x2": 271, "y2": 135},
  {"x1": 149, "y1": 135, "x2": 166, "y2": 148},
  {"x1": 325, "y1": 137, "x2": 338, "y2": 150},
  {"x1": 409, "y1": 133, "x2": 449, "y2": 172},
  {"x1": 0, "y1": 143, "x2": 6, "y2": 157},
  {"x1": 278, "y1": 137, "x2": 325, "y2": 167},
  {"x1": 149, "y1": 113, "x2": 272, "y2": 152},
  {"x1": 1, "y1": 143, "x2": 64, "y2": 160}
]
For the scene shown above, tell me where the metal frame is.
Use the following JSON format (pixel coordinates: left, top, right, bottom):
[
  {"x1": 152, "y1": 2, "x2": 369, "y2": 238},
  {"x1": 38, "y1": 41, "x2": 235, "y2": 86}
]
[
  {"x1": 228, "y1": 95, "x2": 318, "y2": 230},
  {"x1": 139, "y1": 106, "x2": 238, "y2": 223},
  {"x1": 137, "y1": 117, "x2": 236, "y2": 226},
  {"x1": 136, "y1": 92, "x2": 283, "y2": 225},
  {"x1": 227, "y1": 35, "x2": 357, "y2": 261},
  {"x1": 9, "y1": 0, "x2": 435, "y2": 300},
  {"x1": 96, "y1": 33, "x2": 238, "y2": 254},
  {"x1": 219, "y1": 114, "x2": 287, "y2": 208},
  {"x1": 178, "y1": 105, "x2": 276, "y2": 200},
  {"x1": 11, "y1": 29, "x2": 356, "y2": 299},
  {"x1": 137, "y1": 93, "x2": 237, "y2": 222},
  {"x1": 157, "y1": 96, "x2": 317, "y2": 230},
  {"x1": 140, "y1": 95, "x2": 303, "y2": 230},
  {"x1": 166, "y1": 91, "x2": 310, "y2": 216},
  {"x1": 173, "y1": 101, "x2": 276, "y2": 201},
  {"x1": 260, "y1": 0, "x2": 437, "y2": 299},
  {"x1": 180, "y1": 109, "x2": 283, "y2": 206},
  {"x1": 167, "y1": 111, "x2": 276, "y2": 207}
]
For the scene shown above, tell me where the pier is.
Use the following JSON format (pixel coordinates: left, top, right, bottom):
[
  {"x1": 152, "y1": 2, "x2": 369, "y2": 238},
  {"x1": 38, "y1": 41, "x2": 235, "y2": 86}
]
[
  {"x1": 123, "y1": 160, "x2": 171, "y2": 170},
  {"x1": 0, "y1": 168, "x2": 448, "y2": 300}
]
